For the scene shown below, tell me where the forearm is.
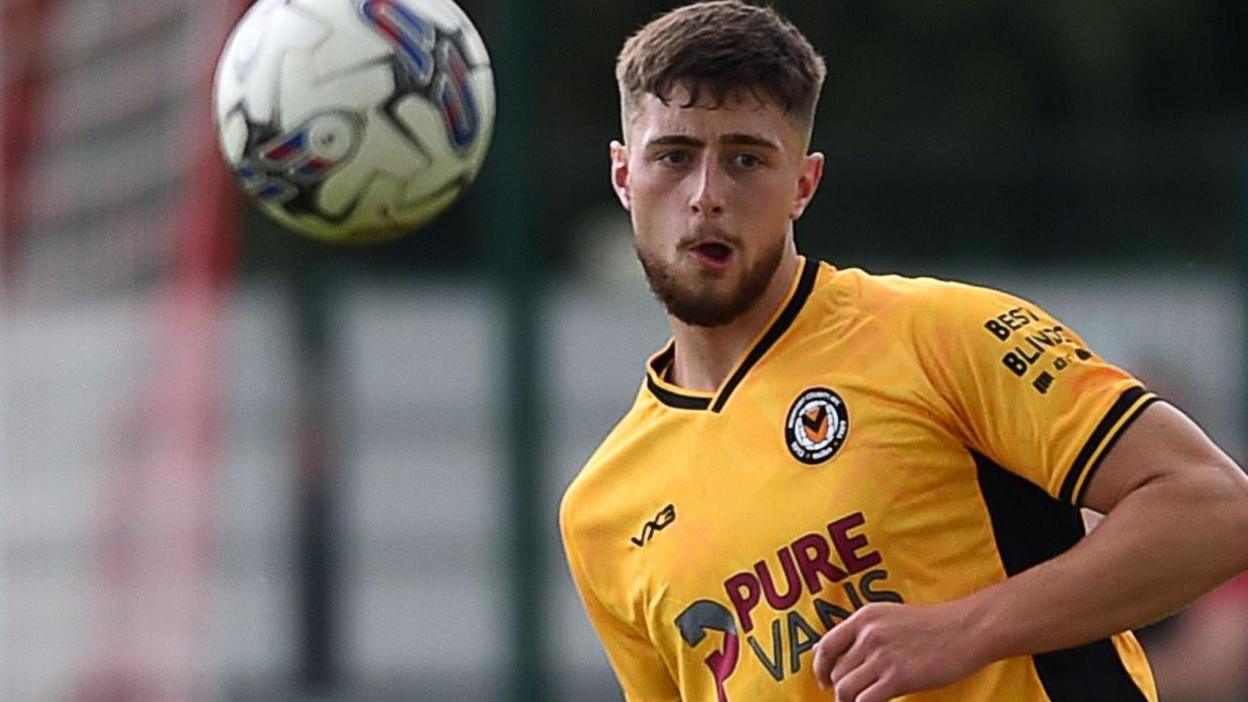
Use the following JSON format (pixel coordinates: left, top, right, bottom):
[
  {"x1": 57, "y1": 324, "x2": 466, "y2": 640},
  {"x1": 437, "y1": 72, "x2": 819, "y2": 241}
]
[
  {"x1": 813, "y1": 406, "x2": 1248, "y2": 700},
  {"x1": 960, "y1": 473, "x2": 1248, "y2": 663}
]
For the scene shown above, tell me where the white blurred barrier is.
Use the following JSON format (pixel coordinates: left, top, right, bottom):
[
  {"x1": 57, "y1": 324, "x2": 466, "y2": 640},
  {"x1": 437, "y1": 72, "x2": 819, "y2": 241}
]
[{"x1": 5, "y1": 266, "x2": 1240, "y2": 701}]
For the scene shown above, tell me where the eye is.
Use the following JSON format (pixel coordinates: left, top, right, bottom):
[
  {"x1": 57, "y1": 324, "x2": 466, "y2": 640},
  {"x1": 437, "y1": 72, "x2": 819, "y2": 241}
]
[
  {"x1": 658, "y1": 150, "x2": 691, "y2": 167},
  {"x1": 733, "y1": 153, "x2": 763, "y2": 169}
]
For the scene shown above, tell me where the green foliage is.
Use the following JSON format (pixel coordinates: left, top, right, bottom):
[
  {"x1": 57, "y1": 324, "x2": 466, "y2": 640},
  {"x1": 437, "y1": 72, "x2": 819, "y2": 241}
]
[{"x1": 243, "y1": 0, "x2": 1248, "y2": 272}]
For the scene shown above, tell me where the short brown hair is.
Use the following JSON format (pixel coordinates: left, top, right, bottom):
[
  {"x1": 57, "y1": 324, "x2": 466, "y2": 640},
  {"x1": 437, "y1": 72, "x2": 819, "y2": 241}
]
[{"x1": 616, "y1": 1, "x2": 826, "y2": 133}]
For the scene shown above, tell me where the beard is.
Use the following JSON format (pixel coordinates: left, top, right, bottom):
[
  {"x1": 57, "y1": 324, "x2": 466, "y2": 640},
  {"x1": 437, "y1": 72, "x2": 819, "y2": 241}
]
[{"x1": 636, "y1": 234, "x2": 785, "y2": 328}]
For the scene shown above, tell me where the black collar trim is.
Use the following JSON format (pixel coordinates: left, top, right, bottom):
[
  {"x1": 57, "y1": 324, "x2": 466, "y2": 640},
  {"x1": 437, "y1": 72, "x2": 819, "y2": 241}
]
[
  {"x1": 645, "y1": 257, "x2": 820, "y2": 412},
  {"x1": 645, "y1": 349, "x2": 712, "y2": 410}
]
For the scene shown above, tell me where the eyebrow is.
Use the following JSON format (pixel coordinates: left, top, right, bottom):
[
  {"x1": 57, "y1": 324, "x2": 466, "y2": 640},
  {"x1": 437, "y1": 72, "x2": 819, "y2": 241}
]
[{"x1": 644, "y1": 133, "x2": 781, "y2": 150}]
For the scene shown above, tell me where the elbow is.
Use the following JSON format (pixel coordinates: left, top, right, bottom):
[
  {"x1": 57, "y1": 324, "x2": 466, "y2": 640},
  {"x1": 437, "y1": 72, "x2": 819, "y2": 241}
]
[
  {"x1": 1177, "y1": 455, "x2": 1248, "y2": 575},
  {"x1": 1235, "y1": 481, "x2": 1248, "y2": 573},
  {"x1": 1219, "y1": 462, "x2": 1248, "y2": 572}
]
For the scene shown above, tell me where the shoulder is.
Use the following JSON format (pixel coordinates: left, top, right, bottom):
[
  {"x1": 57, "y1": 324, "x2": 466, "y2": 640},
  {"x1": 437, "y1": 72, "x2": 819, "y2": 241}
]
[
  {"x1": 559, "y1": 392, "x2": 660, "y2": 549},
  {"x1": 837, "y1": 266, "x2": 1021, "y2": 315},
  {"x1": 814, "y1": 264, "x2": 1028, "y2": 337},
  {"x1": 559, "y1": 393, "x2": 678, "y2": 606}
]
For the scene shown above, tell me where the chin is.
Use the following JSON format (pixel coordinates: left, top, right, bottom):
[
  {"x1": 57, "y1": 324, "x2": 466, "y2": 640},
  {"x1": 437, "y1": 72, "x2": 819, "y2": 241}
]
[{"x1": 638, "y1": 241, "x2": 780, "y2": 326}]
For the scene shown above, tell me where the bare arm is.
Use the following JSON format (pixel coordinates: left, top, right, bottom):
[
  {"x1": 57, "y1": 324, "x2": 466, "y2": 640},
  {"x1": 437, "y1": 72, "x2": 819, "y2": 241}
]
[
  {"x1": 968, "y1": 402, "x2": 1248, "y2": 655},
  {"x1": 812, "y1": 402, "x2": 1248, "y2": 701}
]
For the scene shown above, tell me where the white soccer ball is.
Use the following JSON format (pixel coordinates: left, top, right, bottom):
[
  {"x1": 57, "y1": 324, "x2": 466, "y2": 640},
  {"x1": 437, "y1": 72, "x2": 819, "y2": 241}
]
[{"x1": 213, "y1": 0, "x2": 495, "y2": 243}]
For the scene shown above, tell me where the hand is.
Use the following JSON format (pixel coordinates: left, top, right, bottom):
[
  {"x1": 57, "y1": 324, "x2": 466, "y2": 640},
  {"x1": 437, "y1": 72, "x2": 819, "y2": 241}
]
[{"x1": 811, "y1": 602, "x2": 989, "y2": 701}]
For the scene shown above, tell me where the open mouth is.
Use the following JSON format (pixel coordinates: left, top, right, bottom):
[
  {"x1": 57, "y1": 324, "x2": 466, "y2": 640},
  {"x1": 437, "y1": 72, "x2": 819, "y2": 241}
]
[{"x1": 692, "y1": 242, "x2": 733, "y2": 266}]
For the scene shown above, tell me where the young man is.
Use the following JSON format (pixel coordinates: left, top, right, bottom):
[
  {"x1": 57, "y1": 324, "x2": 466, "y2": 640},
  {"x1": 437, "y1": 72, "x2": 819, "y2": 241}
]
[{"x1": 558, "y1": 2, "x2": 1248, "y2": 701}]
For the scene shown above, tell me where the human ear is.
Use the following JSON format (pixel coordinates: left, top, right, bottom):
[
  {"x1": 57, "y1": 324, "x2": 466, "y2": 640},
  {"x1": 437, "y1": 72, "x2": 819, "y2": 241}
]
[
  {"x1": 610, "y1": 140, "x2": 631, "y2": 211},
  {"x1": 791, "y1": 152, "x2": 825, "y2": 220}
]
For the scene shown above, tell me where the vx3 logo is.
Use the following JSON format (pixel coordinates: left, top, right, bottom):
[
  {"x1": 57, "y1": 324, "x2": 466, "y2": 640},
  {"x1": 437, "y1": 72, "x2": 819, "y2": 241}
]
[{"x1": 631, "y1": 504, "x2": 676, "y2": 547}]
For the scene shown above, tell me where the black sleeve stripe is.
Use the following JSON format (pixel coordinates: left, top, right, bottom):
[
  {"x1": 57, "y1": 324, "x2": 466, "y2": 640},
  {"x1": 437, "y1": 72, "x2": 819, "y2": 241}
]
[
  {"x1": 1073, "y1": 395, "x2": 1159, "y2": 506},
  {"x1": 1058, "y1": 386, "x2": 1158, "y2": 505}
]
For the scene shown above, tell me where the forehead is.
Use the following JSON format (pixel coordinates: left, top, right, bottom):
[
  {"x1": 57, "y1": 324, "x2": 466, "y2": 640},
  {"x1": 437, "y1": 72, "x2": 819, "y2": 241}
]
[{"x1": 626, "y1": 86, "x2": 804, "y2": 149}]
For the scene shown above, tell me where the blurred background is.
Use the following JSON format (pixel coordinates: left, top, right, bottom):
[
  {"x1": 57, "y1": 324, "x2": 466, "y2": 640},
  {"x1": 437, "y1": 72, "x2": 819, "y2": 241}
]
[{"x1": 2, "y1": 0, "x2": 1247, "y2": 701}]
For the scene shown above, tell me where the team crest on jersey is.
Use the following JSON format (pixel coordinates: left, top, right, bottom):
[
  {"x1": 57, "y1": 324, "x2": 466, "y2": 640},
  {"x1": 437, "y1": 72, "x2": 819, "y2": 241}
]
[{"x1": 784, "y1": 387, "x2": 849, "y2": 465}]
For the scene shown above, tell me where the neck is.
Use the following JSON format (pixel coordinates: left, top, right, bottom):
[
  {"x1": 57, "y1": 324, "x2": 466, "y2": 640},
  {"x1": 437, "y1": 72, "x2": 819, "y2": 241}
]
[{"x1": 667, "y1": 247, "x2": 801, "y2": 392}]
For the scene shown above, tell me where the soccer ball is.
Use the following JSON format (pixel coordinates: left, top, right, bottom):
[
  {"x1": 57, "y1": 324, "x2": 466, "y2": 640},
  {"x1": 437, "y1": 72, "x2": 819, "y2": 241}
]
[{"x1": 213, "y1": 0, "x2": 495, "y2": 243}]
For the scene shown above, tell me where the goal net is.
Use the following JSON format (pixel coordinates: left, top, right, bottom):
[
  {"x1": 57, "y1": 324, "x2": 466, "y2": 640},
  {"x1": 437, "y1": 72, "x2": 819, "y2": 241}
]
[{"x1": 1, "y1": 1, "x2": 242, "y2": 699}]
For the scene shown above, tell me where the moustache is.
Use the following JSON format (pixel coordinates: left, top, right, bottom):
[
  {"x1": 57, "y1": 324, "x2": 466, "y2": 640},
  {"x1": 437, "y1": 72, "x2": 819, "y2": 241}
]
[{"x1": 677, "y1": 225, "x2": 740, "y2": 249}]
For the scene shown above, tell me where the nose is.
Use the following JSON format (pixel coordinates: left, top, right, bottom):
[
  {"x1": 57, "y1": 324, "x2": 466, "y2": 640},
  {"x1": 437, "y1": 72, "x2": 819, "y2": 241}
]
[{"x1": 689, "y1": 159, "x2": 725, "y2": 217}]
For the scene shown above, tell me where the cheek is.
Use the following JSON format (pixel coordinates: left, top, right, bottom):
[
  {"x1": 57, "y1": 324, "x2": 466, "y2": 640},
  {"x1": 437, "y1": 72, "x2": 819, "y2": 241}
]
[
  {"x1": 744, "y1": 180, "x2": 797, "y2": 219},
  {"x1": 626, "y1": 182, "x2": 662, "y2": 236},
  {"x1": 630, "y1": 175, "x2": 684, "y2": 218}
]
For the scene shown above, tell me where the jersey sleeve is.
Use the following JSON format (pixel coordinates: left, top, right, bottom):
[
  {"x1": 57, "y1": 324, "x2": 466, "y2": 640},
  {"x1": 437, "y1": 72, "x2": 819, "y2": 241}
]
[
  {"x1": 901, "y1": 278, "x2": 1158, "y2": 506},
  {"x1": 560, "y1": 510, "x2": 682, "y2": 701}
]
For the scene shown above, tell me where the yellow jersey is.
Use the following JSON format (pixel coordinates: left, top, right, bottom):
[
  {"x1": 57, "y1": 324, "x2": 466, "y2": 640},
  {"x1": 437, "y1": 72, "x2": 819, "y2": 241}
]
[{"x1": 560, "y1": 258, "x2": 1159, "y2": 702}]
